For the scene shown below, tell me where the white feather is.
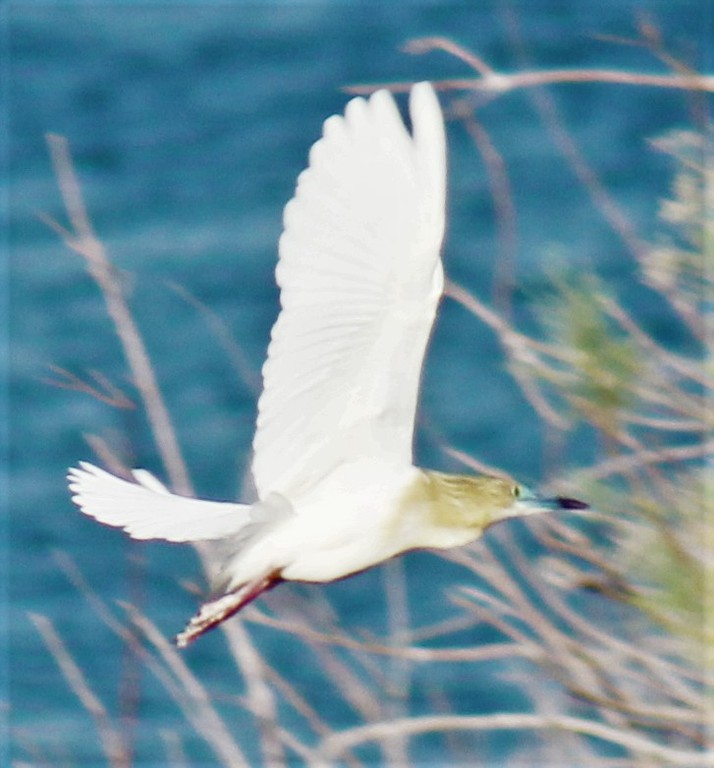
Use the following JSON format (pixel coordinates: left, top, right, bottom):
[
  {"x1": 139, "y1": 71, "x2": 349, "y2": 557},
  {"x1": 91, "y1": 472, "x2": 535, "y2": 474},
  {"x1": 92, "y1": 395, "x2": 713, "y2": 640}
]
[
  {"x1": 68, "y1": 462, "x2": 252, "y2": 542},
  {"x1": 252, "y1": 82, "x2": 446, "y2": 500}
]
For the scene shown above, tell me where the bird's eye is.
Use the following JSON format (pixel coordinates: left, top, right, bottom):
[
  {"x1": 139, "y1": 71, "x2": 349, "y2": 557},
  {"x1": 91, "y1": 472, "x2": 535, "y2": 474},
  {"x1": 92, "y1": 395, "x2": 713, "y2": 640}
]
[{"x1": 512, "y1": 485, "x2": 521, "y2": 498}]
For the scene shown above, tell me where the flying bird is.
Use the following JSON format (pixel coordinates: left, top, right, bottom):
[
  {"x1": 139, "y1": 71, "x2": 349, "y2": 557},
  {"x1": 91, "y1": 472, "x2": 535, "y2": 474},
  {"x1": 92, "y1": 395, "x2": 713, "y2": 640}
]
[{"x1": 68, "y1": 82, "x2": 587, "y2": 647}]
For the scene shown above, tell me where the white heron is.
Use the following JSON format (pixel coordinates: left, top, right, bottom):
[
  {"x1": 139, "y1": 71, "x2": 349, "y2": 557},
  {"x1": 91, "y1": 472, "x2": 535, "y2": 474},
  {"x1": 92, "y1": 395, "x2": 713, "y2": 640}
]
[{"x1": 68, "y1": 82, "x2": 586, "y2": 647}]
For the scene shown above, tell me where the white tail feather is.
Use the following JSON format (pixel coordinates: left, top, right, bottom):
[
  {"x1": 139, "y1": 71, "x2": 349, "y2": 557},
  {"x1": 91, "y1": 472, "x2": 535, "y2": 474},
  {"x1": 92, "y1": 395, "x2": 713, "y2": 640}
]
[{"x1": 68, "y1": 462, "x2": 252, "y2": 542}]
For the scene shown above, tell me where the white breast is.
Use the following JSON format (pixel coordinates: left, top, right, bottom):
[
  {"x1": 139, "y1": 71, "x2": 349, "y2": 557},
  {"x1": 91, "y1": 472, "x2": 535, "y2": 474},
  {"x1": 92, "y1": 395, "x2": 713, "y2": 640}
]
[{"x1": 216, "y1": 461, "x2": 419, "y2": 587}]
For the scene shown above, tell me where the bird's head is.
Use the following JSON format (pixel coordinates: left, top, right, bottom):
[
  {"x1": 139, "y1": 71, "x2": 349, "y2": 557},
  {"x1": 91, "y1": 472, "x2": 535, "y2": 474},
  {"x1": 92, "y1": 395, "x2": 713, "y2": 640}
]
[{"x1": 412, "y1": 470, "x2": 588, "y2": 548}]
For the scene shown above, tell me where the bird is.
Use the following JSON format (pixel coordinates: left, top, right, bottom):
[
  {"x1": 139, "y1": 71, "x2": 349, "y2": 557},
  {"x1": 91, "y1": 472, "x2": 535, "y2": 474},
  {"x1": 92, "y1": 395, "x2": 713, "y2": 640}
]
[{"x1": 68, "y1": 82, "x2": 587, "y2": 648}]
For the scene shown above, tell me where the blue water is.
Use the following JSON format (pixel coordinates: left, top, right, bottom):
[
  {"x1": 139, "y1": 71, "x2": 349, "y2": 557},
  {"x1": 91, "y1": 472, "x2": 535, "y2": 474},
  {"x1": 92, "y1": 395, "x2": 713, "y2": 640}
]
[{"x1": 7, "y1": 2, "x2": 708, "y2": 765}]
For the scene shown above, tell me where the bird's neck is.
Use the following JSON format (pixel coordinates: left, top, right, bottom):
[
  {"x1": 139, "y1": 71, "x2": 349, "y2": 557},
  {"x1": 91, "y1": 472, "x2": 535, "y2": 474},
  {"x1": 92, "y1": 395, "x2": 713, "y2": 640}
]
[{"x1": 395, "y1": 469, "x2": 494, "y2": 550}]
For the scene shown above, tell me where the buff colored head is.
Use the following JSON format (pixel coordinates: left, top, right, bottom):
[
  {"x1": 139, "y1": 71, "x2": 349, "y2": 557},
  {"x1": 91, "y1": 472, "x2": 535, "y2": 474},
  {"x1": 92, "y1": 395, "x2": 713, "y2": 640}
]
[{"x1": 404, "y1": 470, "x2": 588, "y2": 550}]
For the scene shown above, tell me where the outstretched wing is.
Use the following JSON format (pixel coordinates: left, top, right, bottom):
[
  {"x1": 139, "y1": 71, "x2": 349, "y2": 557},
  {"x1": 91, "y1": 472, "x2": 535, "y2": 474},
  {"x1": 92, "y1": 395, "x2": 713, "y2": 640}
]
[
  {"x1": 252, "y1": 82, "x2": 446, "y2": 500},
  {"x1": 68, "y1": 462, "x2": 252, "y2": 542},
  {"x1": 253, "y1": 83, "x2": 446, "y2": 498}
]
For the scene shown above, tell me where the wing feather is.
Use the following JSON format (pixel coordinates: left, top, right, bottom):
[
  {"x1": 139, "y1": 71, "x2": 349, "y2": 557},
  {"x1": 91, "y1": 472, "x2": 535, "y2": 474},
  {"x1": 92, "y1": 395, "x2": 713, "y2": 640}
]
[{"x1": 252, "y1": 82, "x2": 446, "y2": 499}]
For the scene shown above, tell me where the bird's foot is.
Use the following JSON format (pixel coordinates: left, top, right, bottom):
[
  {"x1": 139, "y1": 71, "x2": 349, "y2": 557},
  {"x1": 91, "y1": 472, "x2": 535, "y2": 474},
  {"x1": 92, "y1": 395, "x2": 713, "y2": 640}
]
[{"x1": 175, "y1": 570, "x2": 281, "y2": 648}]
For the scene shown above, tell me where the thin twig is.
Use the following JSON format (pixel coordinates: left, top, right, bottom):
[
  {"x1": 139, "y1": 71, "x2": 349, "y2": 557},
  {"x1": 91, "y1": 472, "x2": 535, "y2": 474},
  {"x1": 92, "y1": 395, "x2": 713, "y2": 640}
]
[
  {"x1": 167, "y1": 281, "x2": 261, "y2": 396},
  {"x1": 220, "y1": 620, "x2": 286, "y2": 767},
  {"x1": 598, "y1": 294, "x2": 707, "y2": 386},
  {"x1": 159, "y1": 730, "x2": 189, "y2": 768},
  {"x1": 316, "y1": 712, "x2": 714, "y2": 765},
  {"x1": 245, "y1": 607, "x2": 535, "y2": 663},
  {"x1": 54, "y1": 552, "x2": 256, "y2": 764},
  {"x1": 123, "y1": 604, "x2": 251, "y2": 768},
  {"x1": 28, "y1": 613, "x2": 131, "y2": 768},
  {"x1": 44, "y1": 365, "x2": 135, "y2": 409},
  {"x1": 453, "y1": 106, "x2": 518, "y2": 317},
  {"x1": 346, "y1": 70, "x2": 714, "y2": 97},
  {"x1": 503, "y1": 13, "x2": 649, "y2": 266},
  {"x1": 45, "y1": 133, "x2": 191, "y2": 496},
  {"x1": 381, "y1": 558, "x2": 411, "y2": 767},
  {"x1": 47, "y1": 134, "x2": 286, "y2": 761},
  {"x1": 404, "y1": 37, "x2": 496, "y2": 77}
]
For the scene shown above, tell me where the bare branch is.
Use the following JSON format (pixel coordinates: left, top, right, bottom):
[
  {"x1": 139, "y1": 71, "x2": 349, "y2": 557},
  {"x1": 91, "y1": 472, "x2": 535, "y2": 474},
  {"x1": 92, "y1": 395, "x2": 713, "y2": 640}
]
[
  {"x1": 317, "y1": 712, "x2": 714, "y2": 765},
  {"x1": 220, "y1": 620, "x2": 286, "y2": 767},
  {"x1": 45, "y1": 133, "x2": 191, "y2": 495},
  {"x1": 597, "y1": 294, "x2": 708, "y2": 386},
  {"x1": 123, "y1": 604, "x2": 251, "y2": 768},
  {"x1": 345, "y1": 69, "x2": 714, "y2": 97},
  {"x1": 44, "y1": 365, "x2": 135, "y2": 409},
  {"x1": 577, "y1": 440, "x2": 714, "y2": 482},
  {"x1": 454, "y1": 108, "x2": 518, "y2": 316},
  {"x1": 167, "y1": 281, "x2": 261, "y2": 396},
  {"x1": 245, "y1": 606, "x2": 535, "y2": 664},
  {"x1": 404, "y1": 37, "x2": 496, "y2": 77},
  {"x1": 28, "y1": 613, "x2": 131, "y2": 768}
]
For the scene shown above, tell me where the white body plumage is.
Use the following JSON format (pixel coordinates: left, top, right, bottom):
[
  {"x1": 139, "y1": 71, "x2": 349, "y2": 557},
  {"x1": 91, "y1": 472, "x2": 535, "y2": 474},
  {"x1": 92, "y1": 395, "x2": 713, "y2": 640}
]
[{"x1": 68, "y1": 82, "x2": 585, "y2": 646}]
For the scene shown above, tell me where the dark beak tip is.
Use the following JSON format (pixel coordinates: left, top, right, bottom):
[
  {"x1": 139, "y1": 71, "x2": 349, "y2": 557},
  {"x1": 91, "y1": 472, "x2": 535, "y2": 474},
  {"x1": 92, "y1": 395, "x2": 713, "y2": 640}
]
[{"x1": 556, "y1": 496, "x2": 590, "y2": 511}]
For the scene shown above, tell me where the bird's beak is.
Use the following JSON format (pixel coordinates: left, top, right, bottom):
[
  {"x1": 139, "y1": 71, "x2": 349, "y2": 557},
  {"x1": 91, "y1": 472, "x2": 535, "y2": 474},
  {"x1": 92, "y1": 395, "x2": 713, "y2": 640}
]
[
  {"x1": 525, "y1": 495, "x2": 589, "y2": 512},
  {"x1": 552, "y1": 496, "x2": 589, "y2": 510},
  {"x1": 494, "y1": 490, "x2": 590, "y2": 525},
  {"x1": 516, "y1": 492, "x2": 589, "y2": 515}
]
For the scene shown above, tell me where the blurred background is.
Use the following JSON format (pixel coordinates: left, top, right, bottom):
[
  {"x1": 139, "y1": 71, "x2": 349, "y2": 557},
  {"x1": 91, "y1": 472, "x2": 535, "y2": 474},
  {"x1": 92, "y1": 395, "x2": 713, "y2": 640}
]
[{"x1": 7, "y1": 2, "x2": 710, "y2": 766}]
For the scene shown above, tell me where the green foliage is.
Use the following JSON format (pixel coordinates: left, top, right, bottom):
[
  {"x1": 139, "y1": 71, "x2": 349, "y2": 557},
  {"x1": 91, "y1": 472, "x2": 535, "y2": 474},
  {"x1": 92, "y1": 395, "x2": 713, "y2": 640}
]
[
  {"x1": 624, "y1": 467, "x2": 712, "y2": 650},
  {"x1": 534, "y1": 128, "x2": 711, "y2": 665},
  {"x1": 541, "y1": 273, "x2": 641, "y2": 433},
  {"x1": 646, "y1": 130, "x2": 713, "y2": 305}
]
